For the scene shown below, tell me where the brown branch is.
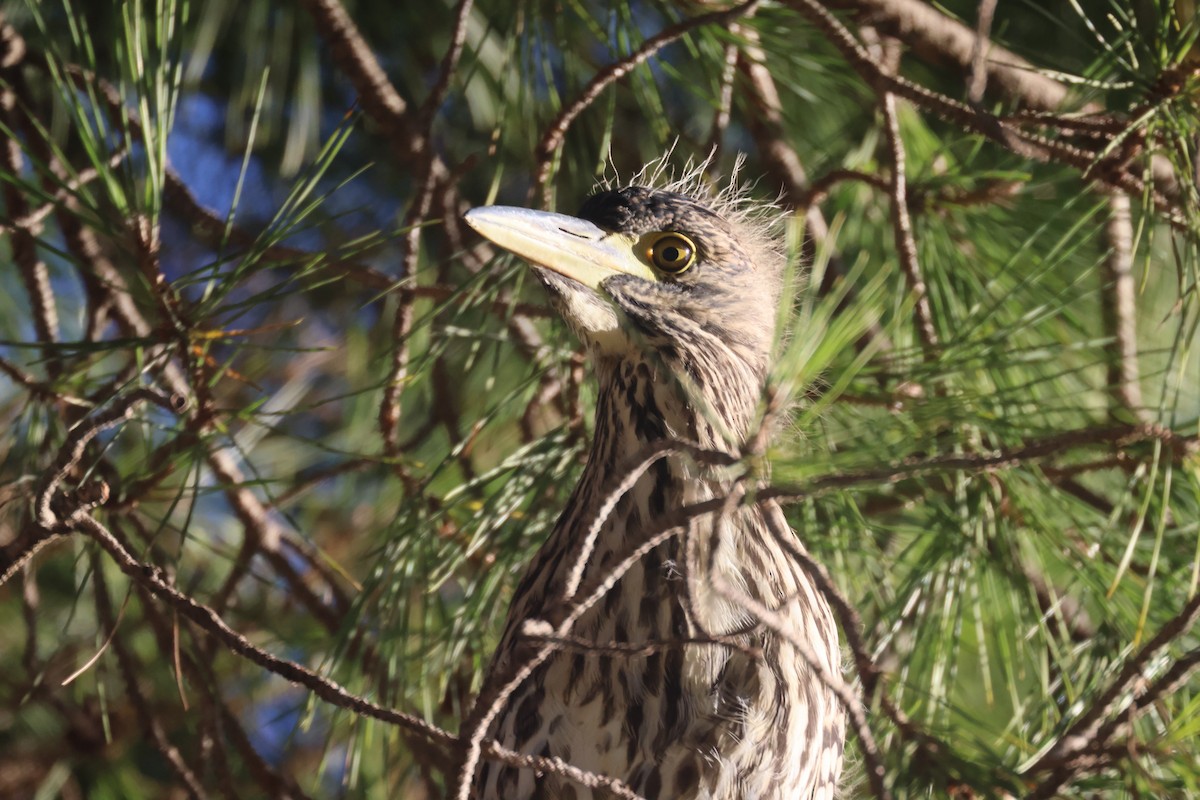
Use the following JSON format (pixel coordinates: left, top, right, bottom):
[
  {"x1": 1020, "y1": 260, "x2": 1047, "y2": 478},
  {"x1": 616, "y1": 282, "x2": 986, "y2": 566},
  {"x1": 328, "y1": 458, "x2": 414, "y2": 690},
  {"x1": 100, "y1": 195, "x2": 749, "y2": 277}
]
[
  {"x1": 273, "y1": 458, "x2": 375, "y2": 507},
  {"x1": 1100, "y1": 191, "x2": 1146, "y2": 420},
  {"x1": 378, "y1": 273, "x2": 421, "y2": 492},
  {"x1": 0, "y1": 529, "x2": 67, "y2": 590},
  {"x1": 162, "y1": 169, "x2": 393, "y2": 291},
  {"x1": 516, "y1": 377, "x2": 558, "y2": 442},
  {"x1": 734, "y1": 49, "x2": 897, "y2": 376},
  {"x1": 380, "y1": 49, "x2": 456, "y2": 487},
  {"x1": 167, "y1": 174, "x2": 552, "y2": 311},
  {"x1": 20, "y1": 51, "x2": 387, "y2": 645},
  {"x1": 34, "y1": 387, "x2": 184, "y2": 530},
  {"x1": 705, "y1": 38, "x2": 741, "y2": 158},
  {"x1": 438, "y1": 171, "x2": 490, "y2": 274},
  {"x1": 214, "y1": 694, "x2": 311, "y2": 799},
  {"x1": 299, "y1": 0, "x2": 418, "y2": 153},
  {"x1": 881, "y1": 88, "x2": 939, "y2": 353},
  {"x1": 70, "y1": 147, "x2": 347, "y2": 632},
  {"x1": 847, "y1": 0, "x2": 1178, "y2": 203},
  {"x1": 1067, "y1": 646, "x2": 1200, "y2": 772},
  {"x1": 418, "y1": 0, "x2": 475, "y2": 126},
  {"x1": 433, "y1": 356, "x2": 478, "y2": 480},
  {"x1": 833, "y1": 0, "x2": 1069, "y2": 110},
  {"x1": 196, "y1": 699, "x2": 237, "y2": 798},
  {"x1": 41, "y1": 52, "x2": 436, "y2": 633},
  {"x1": 798, "y1": 167, "x2": 892, "y2": 206},
  {"x1": 779, "y1": 0, "x2": 1180, "y2": 223},
  {"x1": 1128, "y1": 647, "x2": 1200, "y2": 719},
  {"x1": 302, "y1": 1, "x2": 551, "y2": 486},
  {"x1": 1021, "y1": 558, "x2": 1097, "y2": 644},
  {"x1": 790, "y1": 163, "x2": 1021, "y2": 214},
  {"x1": 736, "y1": 33, "x2": 896, "y2": 359},
  {"x1": 966, "y1": 0, "x2": 998, "y2": 104},
  {"x1": 0, "y1": 355, "x2": 90, "y2": 407},
  {"x1": 476, "y1": 749, "x2": 646, "y2": 800},
  {"x1": 11, "y1": 412, "x2": 1196, "y2": 798},
  {"x1": 762, "y1": 423, "x2": 1198, "y2": 503},
  {"x1": 912, "y1": 176, "x2": 1024, "y2": 211},
  {"x1": 964, "y1": 0, "x2": 993, "y2": 103},
  {"x1": 296, "y1": 0, "x2": 460, "y2": 234},
  {"x1": 875, "y1": 690, "x2": 981, "y2": 789},
  {"x1": 737, "y1": 42, "x2": 815, "y2": 209},
  {"x1": 508, "y1": 311, "x2": 578, "y2": 441},
  {"x1": 0, "y1": 147, "x2": 127, "y2": 235},
  {"x1": 1, "y1": 27, "x2": 60, "y2": 375},
  {"x1": 19, "y1": 563, "x2": 40, "y2": 687}
]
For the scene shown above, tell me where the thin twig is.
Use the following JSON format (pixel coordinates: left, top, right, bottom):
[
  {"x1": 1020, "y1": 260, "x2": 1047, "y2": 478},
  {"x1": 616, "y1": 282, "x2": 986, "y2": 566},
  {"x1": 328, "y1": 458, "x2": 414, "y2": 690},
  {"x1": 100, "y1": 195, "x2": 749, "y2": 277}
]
[
  {"x1": 757, "y1": 423, "x2": 1197, "y2": 502},
  {"x1": 419, "y1": 0, "x2": 475, "y2": 126},
  {"x1": 798, "y1": 167, "x2": 892, "y2": 207},
  {"x1": 736, "y1": 34, "x2": 895, "y2": 357},
  {"x1": 533, "y1": 0, "x2": 762, "y2": 199},
  {"x1": 35, "y1": 54, "x2": 356, "y2": 632},
  {"x1": 705, "y1": 39, "x2": 741, "y2": 159},
  {"x1": 0, "y1": 355, "x2": 90, "y2": 407},
  {"x1": 0, "y1": 147, "x2": 128, "y2": 235},
  {"x1": 298, "y1": 0, "x2": 417, "y2": 149},
  {"x1": 20, "y1": 563, "x2": 39, "y2": 680},
  {"x1": 966, "y1": 0, "x2": 999, "y2": 104},
  {"x1": 836, "y1": 0, "x2": 1073, "y2": 110},
  {"x1": 0, "y1": 530, "x2": 67, "y2": 590},
  {"x1": 1, "y1": 31, "x2": 61, "y2": 375},
  {"x1": 881, "y1": 89, "x2": 939, "y2": 353},
  {"x1": 34, "y1": 388, "x2": 184, "y2": 530},
  {"x1": 1100, "y1": 191, "x2": 1146, "y2": 420}
]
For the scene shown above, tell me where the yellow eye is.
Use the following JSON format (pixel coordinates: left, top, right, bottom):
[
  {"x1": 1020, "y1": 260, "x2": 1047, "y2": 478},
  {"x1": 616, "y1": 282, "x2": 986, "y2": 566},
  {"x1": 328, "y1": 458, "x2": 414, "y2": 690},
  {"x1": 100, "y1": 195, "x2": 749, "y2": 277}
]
[{"x1": 647, "y1": 233, "x2": 696, "y2": 275}]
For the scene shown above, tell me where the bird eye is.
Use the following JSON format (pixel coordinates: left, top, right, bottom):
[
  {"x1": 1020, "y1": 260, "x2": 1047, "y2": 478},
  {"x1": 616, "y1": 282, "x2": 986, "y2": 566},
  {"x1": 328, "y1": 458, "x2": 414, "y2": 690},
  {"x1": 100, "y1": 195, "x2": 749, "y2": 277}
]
[{"x1": 647, "y1": 233, "x2": 696, "y2": 275}]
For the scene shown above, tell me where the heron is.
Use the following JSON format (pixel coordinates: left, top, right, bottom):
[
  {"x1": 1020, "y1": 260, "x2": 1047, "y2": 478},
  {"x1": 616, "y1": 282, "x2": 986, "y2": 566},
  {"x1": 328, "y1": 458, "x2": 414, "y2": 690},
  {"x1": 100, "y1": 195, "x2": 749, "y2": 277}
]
[{"x1": 460, "y1": 176, "x2": 845, "y2": 799}]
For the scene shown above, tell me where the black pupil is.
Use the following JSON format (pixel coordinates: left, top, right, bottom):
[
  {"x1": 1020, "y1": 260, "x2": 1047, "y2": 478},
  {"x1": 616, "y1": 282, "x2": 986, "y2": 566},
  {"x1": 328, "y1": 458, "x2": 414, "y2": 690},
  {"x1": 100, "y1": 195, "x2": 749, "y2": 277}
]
[{"x1": 662, "y1": 246, "x2": 680, "y2": 263}]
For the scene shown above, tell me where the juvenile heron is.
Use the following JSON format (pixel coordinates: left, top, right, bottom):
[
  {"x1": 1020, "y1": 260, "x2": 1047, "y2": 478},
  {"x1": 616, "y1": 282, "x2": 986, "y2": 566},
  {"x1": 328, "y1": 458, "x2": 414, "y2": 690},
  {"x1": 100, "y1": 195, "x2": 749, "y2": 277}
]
[{"x1": 461, "y1": 180, "x2": 844, "y2": 799}]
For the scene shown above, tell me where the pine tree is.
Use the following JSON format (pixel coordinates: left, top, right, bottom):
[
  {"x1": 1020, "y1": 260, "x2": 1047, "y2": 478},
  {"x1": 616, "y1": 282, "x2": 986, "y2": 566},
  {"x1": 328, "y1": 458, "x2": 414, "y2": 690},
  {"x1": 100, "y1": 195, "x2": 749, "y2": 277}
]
[{"x1": 1, "y1": 0, "x2": 1198, "y2": 797}]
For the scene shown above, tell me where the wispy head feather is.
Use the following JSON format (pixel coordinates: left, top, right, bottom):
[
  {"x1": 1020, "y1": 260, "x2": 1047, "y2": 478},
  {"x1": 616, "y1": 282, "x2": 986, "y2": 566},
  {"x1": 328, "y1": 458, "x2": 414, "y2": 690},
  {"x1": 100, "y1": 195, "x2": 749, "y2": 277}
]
[{"x1": 595, "y1": 150, "x2": 788, "y2": 302}]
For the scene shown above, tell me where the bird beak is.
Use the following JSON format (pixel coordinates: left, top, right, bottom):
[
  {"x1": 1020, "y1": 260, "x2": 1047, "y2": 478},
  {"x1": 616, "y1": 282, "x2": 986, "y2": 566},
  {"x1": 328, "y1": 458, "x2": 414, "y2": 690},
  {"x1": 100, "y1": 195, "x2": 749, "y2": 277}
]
[{"x1": 464, "y1": 206, "x2": 656, "y2": 289}]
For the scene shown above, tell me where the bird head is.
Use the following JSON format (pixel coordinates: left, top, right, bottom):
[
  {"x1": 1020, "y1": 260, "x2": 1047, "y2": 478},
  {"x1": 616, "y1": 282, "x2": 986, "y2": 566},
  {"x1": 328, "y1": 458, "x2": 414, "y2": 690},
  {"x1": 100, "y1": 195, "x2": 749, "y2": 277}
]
[{"x1": 466, "y1": 185, "x2": 783, "y2": 387}]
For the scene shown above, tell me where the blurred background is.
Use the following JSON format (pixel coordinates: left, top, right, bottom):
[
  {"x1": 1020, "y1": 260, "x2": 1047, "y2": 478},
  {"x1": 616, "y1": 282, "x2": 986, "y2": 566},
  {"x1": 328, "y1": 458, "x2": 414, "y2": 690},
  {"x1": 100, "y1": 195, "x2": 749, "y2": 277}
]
[{"x1": 0, "y1": 0, "x2": 1198, "y2": 797}]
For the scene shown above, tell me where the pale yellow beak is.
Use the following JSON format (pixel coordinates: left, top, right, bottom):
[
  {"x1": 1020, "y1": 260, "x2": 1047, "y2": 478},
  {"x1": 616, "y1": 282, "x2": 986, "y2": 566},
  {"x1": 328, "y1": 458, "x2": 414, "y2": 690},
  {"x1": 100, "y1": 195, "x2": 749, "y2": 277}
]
[{"x1": 464, "y1": 206, "x2": 656, "y2": 289}]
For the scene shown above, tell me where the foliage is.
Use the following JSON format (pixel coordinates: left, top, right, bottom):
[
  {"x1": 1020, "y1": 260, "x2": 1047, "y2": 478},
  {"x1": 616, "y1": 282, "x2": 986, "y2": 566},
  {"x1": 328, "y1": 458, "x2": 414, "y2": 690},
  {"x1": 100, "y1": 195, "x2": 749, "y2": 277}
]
[{"x1": 0, "y1": 0, "x2": 1198, "y2": 797}]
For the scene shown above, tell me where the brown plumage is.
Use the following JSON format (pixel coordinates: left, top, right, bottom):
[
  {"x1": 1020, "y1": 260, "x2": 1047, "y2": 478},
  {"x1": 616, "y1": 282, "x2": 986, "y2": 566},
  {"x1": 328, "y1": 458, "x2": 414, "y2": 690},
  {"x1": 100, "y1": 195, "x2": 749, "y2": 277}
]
[{"x1": 459, "y1": 177, "x2": 844, "y2": 799}]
